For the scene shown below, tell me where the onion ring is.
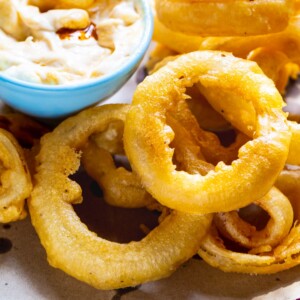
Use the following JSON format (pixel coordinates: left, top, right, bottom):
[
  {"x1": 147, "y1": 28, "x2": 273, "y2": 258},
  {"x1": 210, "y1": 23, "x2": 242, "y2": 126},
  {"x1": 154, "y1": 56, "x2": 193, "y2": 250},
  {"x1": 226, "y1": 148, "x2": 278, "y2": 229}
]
[
  {"x1": 214, "y1": 187, "x2": 293, "y2": 249},
  {"x1": 28, "y1": 104, "x2": 212, "y2": 290},
  {"x1": 0, "y1": 129, "x2": 32, "y2": 223},
  {"x1": 198, "y1": 168, "x2": 300, "y2": 274},
  {"x1": 198, "y1": 225, "x2": 300, "y2": 274},
  {"x1": 198, "y1": 15, "x2": 300, "y2": 63},
  {"x1": 124, "y1": 51, "x2": 291, "y2": 214},
  {"x1": 155, "y1": 0, "x2": 293, "y2": 36}
]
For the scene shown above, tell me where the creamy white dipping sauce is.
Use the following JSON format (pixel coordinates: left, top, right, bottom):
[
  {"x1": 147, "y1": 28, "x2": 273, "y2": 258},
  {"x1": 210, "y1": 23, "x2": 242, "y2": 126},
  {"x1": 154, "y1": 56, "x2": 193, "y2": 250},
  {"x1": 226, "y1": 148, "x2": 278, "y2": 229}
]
[{"x1": 0, "y1": 0, "x2": 143, "y2": 84}]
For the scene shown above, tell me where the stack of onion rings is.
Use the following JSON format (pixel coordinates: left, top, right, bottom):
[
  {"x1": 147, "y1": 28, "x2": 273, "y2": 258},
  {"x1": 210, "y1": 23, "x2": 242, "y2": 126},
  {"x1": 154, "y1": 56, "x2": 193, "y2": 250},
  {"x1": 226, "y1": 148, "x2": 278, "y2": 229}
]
[
  {"x1": 152, "y1": 4, "x2": 300, "y2": 94},
  {"x1": 2, "y1": 0, "x2": 300, "y2": 292}
]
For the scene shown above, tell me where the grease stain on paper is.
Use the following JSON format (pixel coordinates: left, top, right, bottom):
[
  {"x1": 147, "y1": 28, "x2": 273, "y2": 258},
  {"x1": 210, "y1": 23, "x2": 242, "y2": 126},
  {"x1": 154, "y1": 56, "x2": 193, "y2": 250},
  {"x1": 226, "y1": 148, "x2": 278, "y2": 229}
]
[
  {"x1": 0, "y1": 237, "x2": 12, "y2": 254},
  {"x1": 112, "y1": 286, "x2": 140, "y2": 300}
]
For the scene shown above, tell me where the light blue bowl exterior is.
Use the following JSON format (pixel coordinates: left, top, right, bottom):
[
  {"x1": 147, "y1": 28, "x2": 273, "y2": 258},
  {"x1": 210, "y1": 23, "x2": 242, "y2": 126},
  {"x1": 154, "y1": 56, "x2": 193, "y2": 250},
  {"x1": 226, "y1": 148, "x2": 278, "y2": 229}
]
[{"x1": 0, "y1": 0, "x2": 153, "y2": 119}]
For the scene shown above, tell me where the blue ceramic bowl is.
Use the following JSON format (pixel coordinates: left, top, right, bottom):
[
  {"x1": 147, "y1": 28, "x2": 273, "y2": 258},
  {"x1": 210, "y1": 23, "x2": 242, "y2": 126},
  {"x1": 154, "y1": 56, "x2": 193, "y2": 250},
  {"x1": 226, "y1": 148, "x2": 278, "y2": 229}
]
[{"x1": 0, "y1": 0, "x2": 153, "y2": 119}]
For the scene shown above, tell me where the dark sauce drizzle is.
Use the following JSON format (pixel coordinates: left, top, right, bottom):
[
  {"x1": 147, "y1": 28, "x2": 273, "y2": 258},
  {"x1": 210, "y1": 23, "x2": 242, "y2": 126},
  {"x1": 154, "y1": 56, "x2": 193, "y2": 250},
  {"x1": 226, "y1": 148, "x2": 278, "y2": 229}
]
[{"x1": 57, "y1": 22, "x2": 98, "y2": 41}]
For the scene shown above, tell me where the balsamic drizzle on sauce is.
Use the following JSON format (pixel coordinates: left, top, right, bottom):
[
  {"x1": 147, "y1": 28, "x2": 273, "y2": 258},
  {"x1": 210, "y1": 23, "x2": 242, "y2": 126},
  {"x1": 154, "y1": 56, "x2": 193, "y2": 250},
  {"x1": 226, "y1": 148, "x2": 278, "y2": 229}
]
[{"x1": 57, "y1": 22, "x2": 98, "y2": 41}]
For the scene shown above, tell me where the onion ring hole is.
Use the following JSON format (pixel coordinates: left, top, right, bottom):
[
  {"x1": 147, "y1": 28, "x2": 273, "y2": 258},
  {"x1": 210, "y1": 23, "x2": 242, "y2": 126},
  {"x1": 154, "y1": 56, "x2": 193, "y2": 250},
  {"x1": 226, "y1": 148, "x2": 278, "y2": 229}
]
[
  {"x1": 71, "y1": 170, "x2": 160, "y2": 244},
  {"x1": 238, "y1": 204, "x2": 270, "y2": 231},
  {"x1": 184, "y1": 85, "x2": 240, "y2": 147},
  {"x1": 214, "y1": 204, "x2": 271, "y2": 253}
]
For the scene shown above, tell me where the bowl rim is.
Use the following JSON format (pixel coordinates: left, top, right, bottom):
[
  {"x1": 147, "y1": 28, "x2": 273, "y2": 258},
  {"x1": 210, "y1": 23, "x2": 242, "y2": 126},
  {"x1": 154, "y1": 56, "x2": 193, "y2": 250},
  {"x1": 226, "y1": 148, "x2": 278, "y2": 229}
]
[{"x1": 0, "y1": 0, "x2": 153, "y2": 91}]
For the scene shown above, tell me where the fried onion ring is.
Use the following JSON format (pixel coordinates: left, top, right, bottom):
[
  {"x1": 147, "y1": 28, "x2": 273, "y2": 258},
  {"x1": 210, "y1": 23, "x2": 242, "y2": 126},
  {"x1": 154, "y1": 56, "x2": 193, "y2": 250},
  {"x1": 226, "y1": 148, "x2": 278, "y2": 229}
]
[
  {"x1": 198, "y1": 15, "x2": 300, "y2": 64},
  {"x1": 0, "y1": 129, "x2": 32, "y2": 223},
  {"x1": 155, "y1": 0, "x2": 293, "y2": 36},
  {"x1": 124, "y1": 51, "x2": 291, "y2": 214},
  {"x1": 198, "y1": 168, "x2": 300, "y2": 274},
  {"x1": 214, "y1": 187, "x2": 293, "y2": 249},
  {"x1": 198, "y1": 225, "x2": 300, "y2": 274},
  {"x1": 28, "y1": 104, "x2": 212, "y2": 290}
]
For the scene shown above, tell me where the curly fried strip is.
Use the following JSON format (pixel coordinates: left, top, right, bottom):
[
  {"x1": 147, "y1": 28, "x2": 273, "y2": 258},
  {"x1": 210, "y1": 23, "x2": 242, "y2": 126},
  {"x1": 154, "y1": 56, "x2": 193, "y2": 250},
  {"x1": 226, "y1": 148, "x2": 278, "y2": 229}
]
[
  {"x1": 124, "y1": 51, "x2": 291, "y2": 214},
  {"x1": 0, "y1": 129, "x2": 32, "y2": 223},
  {"x1": 81, "y1": 140, "x2": 155, "y2": 208},
  {"x1": 81, "y1": 125, "x2": 169, "y2": 223},
  {"x1": 28, "y1": 104, "x2": 212, "y2": 290},
  {"x1": 155, "y1": 0, "x2": 293, "y2": 36},
  {"x1": 185, "y1": 86, "x2": 231, "y2": 132},
  {"x1": 214, "y1": 187, "x2": 293, "y2": 249}
]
